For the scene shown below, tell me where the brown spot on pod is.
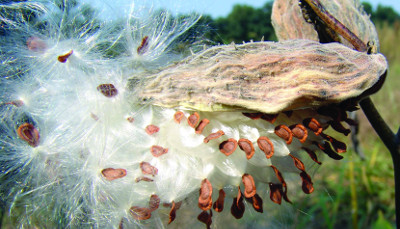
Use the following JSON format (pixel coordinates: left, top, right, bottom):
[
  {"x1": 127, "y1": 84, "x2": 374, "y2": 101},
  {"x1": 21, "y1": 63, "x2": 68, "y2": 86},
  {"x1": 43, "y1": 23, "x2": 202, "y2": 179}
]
[
  {"x1": 269, "y1": 183, "x2": 283, "y2": 205},
  {"x1": 289, "y1": 154, "x2": 306, "y2": 171},
  {"x1": 257, "y1": 136, "x2": 274, "y2": 159},
  {"x1": 17, "y1": 123, "x2": 40, "y2": 147},
  {"x1": 195, "y1": 119, "x2": 210, "y2": 134},
  {"x1": 290, "y1": 124, "x2": 308, "y2": 143},
  {"x1": 302, "y1": 147, "x2": 322, "y2": 165},
  {"x1": 197, "y1": 210, "x2": 212, "y2": 229},
  {"x1": 188, "y1": 112, "x2": 200, "y2": 128},
  {"x1": 238, "y1": 139, "x2": 255, "y2": 159},
  {"x1": 145, "y1": 125, "x2": 160, "y2": 135},
  {"x1": 168, "y1": 201, "x2": 182, "y2": 224},
  {"x1": 198, "y1": 179, "x2": 213, "y2": 211},
  {"x1": 303, "y1": 118, "x2": 323, "y2": 135},
  {"x1": 174, "y1": 111, "x2": 185, "y2": 123},
  {"x1": 300, "y1": 171, "x2": 314, "y2": 194},
  {"x1": 219, "y1": 138, "x2": 238, "y2": 156},
  {"x1": 150, "y1": 145, "x2": 168, "y2": 157},
  {"x1": 137, "y1": 36, "x2": 149, "y2": 55},
  {"x1": 129, "y1": 206, "x2": 152, "y2": 220},
  {"x1": 57, "y1": 50, "x2": 73, "y2": 63},
  {"x1": 242, "y1": 174, "x2": 256, "y2": 198},
  {"x1": 204, "y1": 130, "x2": 225, "y2": 143},
  {"x1": 149, "y1": 195, "x2": 160, "y2": 211},
  {"x1": 275, "y1": 125, "x2": 293, "y2": 144},
  {"x1": 140, "y1": 162, "x2": 158, "y2": 176},
  {"x1": 242, "y1": 112, "x2": 262, "y2": 120},
  {"x1": 213, "y1": 189, "x2": 225, "y2": 212},
  {"x1": 135, "y1": 176, "x2": 154, "y2": 183},
  {"x1": 251, "y1": 194, "x2": 263, "y2": 213},
  {"x1": 314, "y1": 141, "x2": 344, "y2": 160},
  {"x1": 320, "y1": 133, "x2": 347, "y2": 153},
  {"x1": 97, "y1": 84, "x2": 118, "y2": 97},
  {"x1": 101, "y1": 168, "x2": 127, "y2": 181},
  {"x1": 260, "y1": 113, "x2": 278, "y2": 123},
  {"x1": 230, "y1": 188, "x2": 245, "y2": 219}
]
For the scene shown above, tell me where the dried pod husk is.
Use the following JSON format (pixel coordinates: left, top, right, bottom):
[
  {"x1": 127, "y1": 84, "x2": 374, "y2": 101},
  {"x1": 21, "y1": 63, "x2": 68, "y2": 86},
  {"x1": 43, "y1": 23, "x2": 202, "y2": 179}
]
[
  {"x1": 272, "y1": 0, "x2": 380, "y2": 50},
  {"x1": 138, "y1": 40, "x2": 387, "y2": 114}
]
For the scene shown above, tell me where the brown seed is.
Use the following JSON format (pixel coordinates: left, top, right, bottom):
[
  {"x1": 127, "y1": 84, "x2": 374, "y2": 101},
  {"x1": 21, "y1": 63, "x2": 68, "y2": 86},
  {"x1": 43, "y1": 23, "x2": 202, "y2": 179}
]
[
  {"x1": 127, "y1": 117, "x2": 134, "y2": 123},
  {"x1": 168, "y1": 201, "x2": 181, "y2": 224},
  {"x1": 238, "y1": 139, "x2": 255, "y2": 159},
  {"x1": 242, "y1": 174, "x2": 256, "y2": 198},
  {"x1": 219, "y1": 138, "x2": 238, "y2": 156},
  {"x1": 213, "y1": 189, "x2": 226, "y2": 212},
  {"x1": 289, "y1": 154, "x2": 306, "y2": 171},
  {"x1": 204, "y1": 130, "x2": 225, "y2": 143},
  {"x1": 137, "y1": 36, "x2": 149, "y2": 55},
  {"x1": 27, "y1": 37, "x2": 46, "y2": 52},
  {"x1": 101, "y1": 168, "x2": 127, "y2": 181},
  {"x1": 6, "y1": 100, "x2": 24, "y2": 107},
  {"x1": 135, "y1": 176, "x2": 154, "y2": 183},
  {"x1": 230, "y1": 189, "x2": 245, "y2": 219},
  {"x1": 129, "y1": 206, "x2": 152, "y2": 220},
  {"x1": 145, "y1": 124, "x2": 160, "y2": 135},
  {"x1": 274, "y1": 125, "x2": 293, "y2": 144},
  {"x1": 97, "y1": 84, "x2": 118, "y2": 97},
  {"x1": 195, "y1": 119, "x2": 210, "y2": 134},
  {"x1": 290, "y1": 124, "x2": 308, "y2": 143},
  {"x1": 268, "y1": 183, "x2": 283, "y2": 205},
  {"x1": 17, "y1": 123, "x2": 40, "y2": 147},
  {"x1": 303, "y1": 118, "x2": 323, "y2": 135},
  {"x1": 174, "y1": 111, "x2": 185, "y2": 124},
  {"x1": 302, "y1": 147, "x2": 322, "y2": 165},
  {"x1": 327, "y1": 120, "x2": 351, "y2": 136},
  {"x1": 242, "y1": 112, "x2": 262, "y2": 120},
  {"x1": 300, "y1": 171, "x2": 314, "y2": 194},
  {"x1": 149, "y1": 195, "x2": 160, "y2": 211},
  {"x1": 140, "y1": 162, "x2": 158, "y2": 176},
  {"x1": 188, "y1": 112, "x2": 200, "y2": 128},
  {"x1": 57, "y1": 50, "x2": 73, "y2": 63},
  {"x1": 270, "y1": 165, "x2": 291, "y2": 203},
  {"x1": 257, "y1": 136, "x2": 274, "y2": 159},
  {"x1": 314, "y1": 141, "x2": 344, "y2": 160},
  {"x1": 260, "y1": 113, "x2": 278, "y2": 123},
  {"x1": 320, "y1": 133, "x2": 347, "y2": 153},
  {"x1": 150, "y1": 145, "x2": 168, "y2": 157},
  {"x1": 197, "y1": 210, "x2": 212, "y2": 229},
  {"x1": 199, "y1": 179, "x2": 213, "y2": 211},
  {"x1": 251, "y1": 194, "x2": 263, "y2": 213}
]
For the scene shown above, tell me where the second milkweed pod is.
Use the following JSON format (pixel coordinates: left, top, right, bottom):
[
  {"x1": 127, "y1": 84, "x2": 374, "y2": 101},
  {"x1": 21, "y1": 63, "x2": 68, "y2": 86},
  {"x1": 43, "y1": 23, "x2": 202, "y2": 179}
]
[{"x1": 138, "y1": 39, "x2": 387, "y2": 114}]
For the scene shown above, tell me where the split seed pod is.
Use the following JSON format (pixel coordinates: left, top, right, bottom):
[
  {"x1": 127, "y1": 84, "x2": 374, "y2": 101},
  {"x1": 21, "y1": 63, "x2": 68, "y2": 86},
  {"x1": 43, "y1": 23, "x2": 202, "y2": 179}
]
[{"x1": 138, "y1": 40, "x2": 387, "y2": 113}]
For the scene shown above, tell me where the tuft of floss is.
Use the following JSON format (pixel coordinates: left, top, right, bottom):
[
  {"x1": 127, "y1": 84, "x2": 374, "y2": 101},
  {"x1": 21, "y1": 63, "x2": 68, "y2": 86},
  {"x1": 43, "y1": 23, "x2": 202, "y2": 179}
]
[{"x1": 0, "y1": 0, "x2": 385, "y2": 228}]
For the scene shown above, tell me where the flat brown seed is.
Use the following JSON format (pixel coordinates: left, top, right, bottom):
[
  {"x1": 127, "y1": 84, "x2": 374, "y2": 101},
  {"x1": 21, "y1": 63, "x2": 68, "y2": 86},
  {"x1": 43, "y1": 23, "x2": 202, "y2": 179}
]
[
  {"x1": 195, "y1": 119, "x2": 210, "y2": 134},
  {"x1": 135, "y1": 176, "x2": 154, "y2": 183},
  {"x1": 328, "y1": 120, "x2": 351, "y2": 136},
  {"x1": 252, "y1": 194, "x2": 263, "y2": 213},
  {"x1": 302, "y1": 147, "x2": 322, "y2": 165},
  {"x1": 270, "y1": 165, "x2": 291, "y2": 203},
  {"x1": 257, "y1": 136, "x2": 274, "y2": 159},
  {"x1": 145, "y1": 125, "x2": 160, "y2": 135},
  {"x1": 242, "y1": 174, "x2": 256, "y2": 198},
  {"x1": 199, "y1": 179, "x2": 213, "y2": 211},
  {"x1": 242, "y1": 112, "x2": 262, "y2": 120},
  {"x1": 188, "y1": 112, "x2": 200, "y2": 128},
  {"x1": 303, "y1": 118, "x2": 323, "y2": 135},
  {"x1": 204, "y1": 130, "x2": 225, "y2": 143},
  {"x1": 197, "y1": 211, "x2": 212, "y2": 229},
  {"x1": 137, "y1": 36, "x2": 149, "y2": 55},
  {"x1": 269, "y1": 183, "x2": 283, "y2": 205},
  {"x1": 320, "y1": 133, "x2": 347, "y2": 153},
  {"x1": 290, "y1": 124, "x2": 308, "y2": 143},
  {"x1": 230, "y1": 195, "x2": 245, "y2": 219},
  {"x1": 97, "y1": 84, "x2": 118, "y2": 97},
  {"x1": 17, "y1": 123, "x2": 40, "y2": 147},
  {"x1": 140, "y1": 162, "x2": 158, "y2": 176},
  {"x1": 168, "y1": 201, "x2": 180, "y2": 224},
  {"x1": 289, "y1": 154, "x2": 306, "y2": 171},
  {"x1": 150, "y1": 145, "x2": 168, "y2": 157},
  {"x1": 129, "y1": 206, "x2": 152, "y2": 220},
  {"x1": 219, "y1": 138, "x2": 238, "y2": 156},
  {"x1": 101, "y1": 168, "x2": 127, "y2": 181},
  {"x1": 213, "y1": 189, "x2": 226, "y2": 212},
  {"x1": 149, "y1": 195, "x2": 160, "y2": 211},
  {"x1": 174, "y1": 111, "x2": 185, "y2": 123},
  {"x1": 314, "y1": 141, "x2": 343, "y2": 160},
  {"x1": 274, "y1": 125, "x2": 293, "y2": 144},
  {"x1": 127, "y1": 117, "x2": 134, "y2": 123},
  {"x1": 260, "y1": 113, "x2": 278, "y2": 123},
  {"x1": 238, "y1": 139, "x2": 255, "y2": 159},
  {"x1": 300, "y1": 171, "x2": 314, "y2": 194},
  {"x1": 57, "y1": 50, "x2": 73, "y2": 63}
]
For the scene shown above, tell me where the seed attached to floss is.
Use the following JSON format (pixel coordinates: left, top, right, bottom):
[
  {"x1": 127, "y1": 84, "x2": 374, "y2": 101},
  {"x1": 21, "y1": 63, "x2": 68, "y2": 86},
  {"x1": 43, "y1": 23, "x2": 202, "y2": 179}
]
[
  {"x1": 242, "y1": 112, "x2": 262, "y2": 120},
  {"x1": 274, "y1": 124, "x2": 293, "y2": 144},
  {"x1": 197, "y1": 210, "x2": 213, "y2": 229},
  {"x1": 219, "y1": 138, "x2": 238, "y2": 156},
  {"x1": 268, "y1": 183, "x2": 283, "y2": 205},
  {"x1": 137, "y1": 36, "x2": 149, "y2": 55},
  {"x1": 303, "y1": 118, "x2": 323, "y2": 135},
  {"x1": 145, "y1": 124, "x2": 160, "y2": 135},
  {"x1": 198, "y1": 179, "x2": 213, "y2": 211},
  {"x1": 57, "y1": 50, "x2": 73, "y2": 63},
  {"x1": 290, "y1": 124, "x2": 308, "y2": 143},
  {"x1": 195, "y1": 119, "x2": 210, "y2": 134},
  {"x1": 140, "y1": 161, "x2": 158, "y2": 176},
  {"x1": 97, "y1": 84, "x2": 118, "y2": 98},
  {"x1": 135, "y1": 177, "x2": 154, "y2": 183},
  {"x1": 270, "y1": 165, "x2": 291, "y2": 203},
  {"x1": 251, "y1": 194, "x2": 263, "y2": 213},
  {"x1": 150, "y1": 145, "x2": 168, "y2": 157},
  {"x1": 168, "y1": 201, "x2": 182, "y2": 224},
  {"x1": 213, "y1": 189, "x2": 226, "y2": 212},
  {"x1": 302, "y1": 147, "x2": 322, "y2": 165},
  {"x1": 149, "y1": 195, "x2": 160, "y2": 211},
  {"x1": 101, "y1": 168, "x2": 127, "y2": 181},
  {"x1": 314, "y1": 141, "x2": 344, "y2": 160},
  {"x1": 204, "y1": 130, "x2": 225, "y2": 143},
  {"x1": 260, "y1": 113, "x2": 278, "y2": 123},
  {"x1": 300, "y1": 171, "x2": 314, "y2": 194},
  {"x1": 320, "y1": 133, "x2": 347, "y2": 153},
  {"x1": 17, "y1": 123, "x2": 40, "y2": 147},
  {"x1": 238, "y1": 139, "x2": 255, "y2": 159},
  {"x1": 230, "y1": 188, "x2": 245, "y2": 219},
  {"x1": 173, "y1": 111, "x2": 185, "y2": 124},
  {"x1": 257, "y1": 136, "x2": 274, "y2": 159},
  {"x1": 129, "y1": 206, "x2": 152, "y2": 220},
  {"x1": 188, "y1": 112, "x2": 200, "y2": 128},
  {"x1": 242, "y1": 174, "x2": 256, "y2": 198},
  {"x1": 289, "y1": 154, "x2": 306, "y2": 171}
]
